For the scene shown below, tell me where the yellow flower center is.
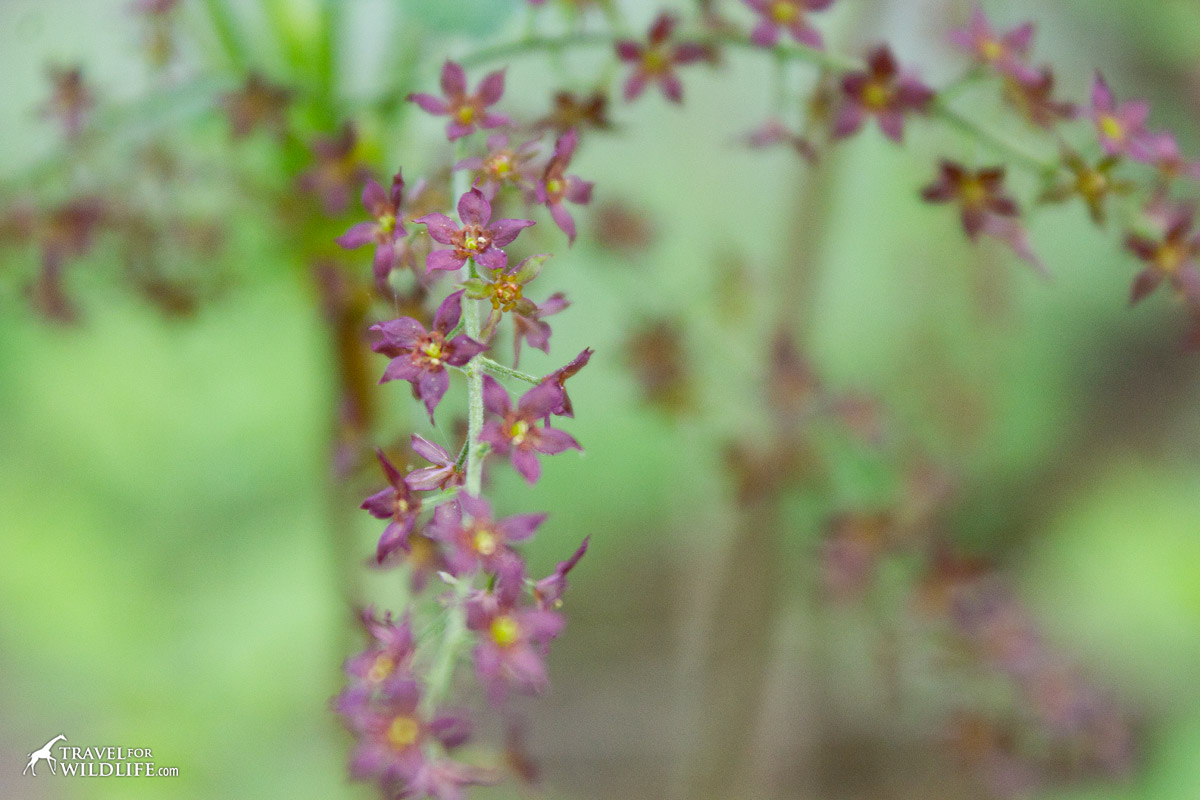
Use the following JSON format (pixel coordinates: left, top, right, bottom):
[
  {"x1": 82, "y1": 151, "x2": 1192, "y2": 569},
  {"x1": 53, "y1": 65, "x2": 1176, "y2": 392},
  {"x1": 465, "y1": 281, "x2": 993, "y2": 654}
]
[
  {"x1": 1099, "y1": 114, "x2": 1125, "y2": 143},
  {"x1": 492, "y1": 279, "x2": 523, "y2": 311},
  {"x1": 862, "y1": 81, "x2": 891, "y2": 110},
  {"x1": 960, "y1": 177, "x2": 988, "y2": 209},
  {"x1": 642, "y1": 47, "x2": 670, "y2": 75},
  {"x1": 490, "y1": 615, "x2": 520, "y2": 647},
  {"x1": 422, "y1": 340, "x2": 445, "y2": 365},
  {"x1": 473, "y1": 528, "x2": 498, "y2": 556},
  {"x1": 546, "y1": 178, "x2": 564, "y2": 196},
  {"x1": 1077, "y1": 168, "x2": 1108, "y2": 199},
  {"x1": 367, "y1": 654, "x2": 396, "y2": 683},
  {"x1": 456, "y1": 105, "x2": 476, "y2": 125},
  {"x1": 1157, "y1": 244, "x2": 1184, "y2": 274},
  {"x1": 770, "y1": 1, "x2": 800, "y2": 23},
  {"x1": 979, "y1": 38, "x2": 1005, "y2": 62},
  {"x1": 387, "y1": 715, "x2": 421, "y2": 751},
  {"x1": 510, "y1": 419, "x2": 530, "y2": 445},
  {"x1": 492, "y1": 155, "x2": 512, "y2": 176},
  {"x1": 379, "y1": 213, "x2": 396, "y2": 234}
]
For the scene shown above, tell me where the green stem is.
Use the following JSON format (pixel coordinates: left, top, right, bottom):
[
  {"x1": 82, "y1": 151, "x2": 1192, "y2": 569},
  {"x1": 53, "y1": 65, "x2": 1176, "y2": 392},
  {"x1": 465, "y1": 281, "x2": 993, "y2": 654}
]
[
  {"x1": 198, "y1": 0, "x2": 249, "y2": 70},
  {"x1": 423, "y1": 140, "x2": 479, "y2": 712},
  {"x1": 478, "y1": 357, "x2": 540, "y2": 385}
]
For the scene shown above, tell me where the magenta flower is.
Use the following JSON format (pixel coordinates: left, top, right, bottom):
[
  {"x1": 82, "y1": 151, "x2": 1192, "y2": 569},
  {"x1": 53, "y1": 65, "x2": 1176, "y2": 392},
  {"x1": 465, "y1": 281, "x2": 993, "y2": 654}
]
[
  {"x1": 361, "y1": 448, "x2": 423, "y2": 563},
  {"x1": 512, "y1": 292, "x2": 569, "y2": 367},
  {"x1": 337, "y1": 170, "x2": 408, "y2": 284},
  {"x1": 536, "y1": 129, "x2": 594, "y2": 244},
  {"x1": 428, "y1": 494, "x2": 546, "y2": 575},
  {"x1": 297, "y1": 124, "x2": 371, "y2": 215},
  {"x1": 533, "y1": 536, "x2": 590, "y2": 610},
  {"x1": 417, "y1": 188, "x2": 535, "y2": 274},
  {"x1": 466, "y1": 559, "x2": 565, "y2": 704},
  {"x1": 1089, "y1": 73, "x2": 1150, "y2": 157},
  {"x1": 1125, "y1": 206, "x2": 1200, "y2": 305},
  {"x1": 1002, "y1": 68, "x2": 1076, "y2": 130},
  {"x1": 542, "y1": 347, "x2": 593, "y2": 419},
  {"x1": 405, "y1": 434, "x2": 464, "y2": 491},
  {"x1": 343, "y1": 678, "x2": 472, "y2": 795},
  {"x1": 1131, "y1": 131, "x2": 1200, "y2": 182},
  {"x1": 408, "y1": 61, "x2": 510, "y2": 141},
  {"x1": 921, "y1": 161, "x2": 1019, "y2": 240},
  {"x1": 480, "y1": 376, "x2": 582, "y2": 484},
  {"x1": 371, "y1": 290, "x2": 488, "y2": 420},
  {"x1": 742, "y1": 0, "x2": 835, "y2": 50},
  {"x1": 453, "y1": 134, "x2": 541, "y2": 200},
  {"x1": 948, "y1": 6, "x2": 1037, "y2": 82},
  {"x1": 40, "y1": 65, "x2": 94, "y2": 140},
  {"x1": 742, "y1": 118, "x2": 818, "y2": 162},
  {"x1": 615, "y1": 13, "x2": 716, "y2": 103},
  {"x1": 834, "y1": 45, "x2": 933, "y2": 143},
  {"x1": 338, "y1": 607, "x2": 415, "y2": 709}
]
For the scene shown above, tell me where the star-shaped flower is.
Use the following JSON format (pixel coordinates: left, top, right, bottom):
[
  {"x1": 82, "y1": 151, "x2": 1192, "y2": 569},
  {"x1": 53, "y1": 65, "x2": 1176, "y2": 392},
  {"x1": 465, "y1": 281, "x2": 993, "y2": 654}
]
[
  {"x1": 371, "y1": 290, "x2": 488, "y2": 419},
  {"x1": 417, "y1": 188, "x2": 535, "y2": 274},
  {"x1": 408, "y1": 61, "x2": 511, "y2": 141}
]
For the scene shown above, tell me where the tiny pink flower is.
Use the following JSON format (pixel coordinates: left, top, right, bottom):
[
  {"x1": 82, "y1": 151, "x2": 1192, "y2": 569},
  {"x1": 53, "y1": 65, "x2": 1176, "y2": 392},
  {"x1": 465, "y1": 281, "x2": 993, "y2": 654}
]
[
  {"x1": 615, "y1": 13, "x2": 717, "y2": 104},
  {"x1": 834, "y1": 45, "x2": 933, "y2": 144},
  {"x1": 337, "y1": 170, "x2": 408, "y2": 284},
  {"x1": 742, "y1": 0, "x2": 835, "y2": 50},
  {"x1": 1089, "y1": 73, "x2": 1150, "y2": 157},
  {"x1": 453, "y1": 134, "x2": 541, "y2": 200},
  {"x1": 361, "y1": 448, "x2": 423, "y2": 563},
  {"x1": 536, "y1": 129, "x2": 594, "y2": 244},
  {"x1": 480, "y1": 376, "x2": 582, "y2": 484},
  {"x1": 370, "y1": 290, "x2": 489, "y2": 420},
  {"x1": 416, "y1": 188, "x2": 535, "y2": 274},
  {"x1": 408, "y1": 61, "x2": 511, "y2": 141},
  {"x1": 948, "y1": 6, "x2": 1038, "y2": 82},
  {"x1": 428, "y1": 494, "x2": 546, "y2": 576}
]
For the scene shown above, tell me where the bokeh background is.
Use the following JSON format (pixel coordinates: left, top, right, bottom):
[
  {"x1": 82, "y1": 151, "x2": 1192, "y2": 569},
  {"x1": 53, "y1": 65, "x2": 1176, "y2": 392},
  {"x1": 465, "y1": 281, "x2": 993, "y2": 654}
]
[{"x1": 2, "y1": 0, "x2": 1199, "y2": 798}]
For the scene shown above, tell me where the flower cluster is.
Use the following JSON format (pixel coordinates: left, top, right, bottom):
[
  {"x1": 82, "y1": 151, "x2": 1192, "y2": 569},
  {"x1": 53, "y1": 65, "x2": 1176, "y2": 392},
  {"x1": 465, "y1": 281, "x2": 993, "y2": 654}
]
[{"x1": 333, "y1": 58, "x2": 594, "y2": 800}]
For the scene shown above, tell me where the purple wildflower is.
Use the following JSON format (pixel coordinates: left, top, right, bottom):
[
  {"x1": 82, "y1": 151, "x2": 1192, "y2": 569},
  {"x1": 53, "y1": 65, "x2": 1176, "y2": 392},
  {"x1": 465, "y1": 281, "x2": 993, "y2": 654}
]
[
  {"x1": 1125, "y1": 204, "x2": 1200, "y2": 305},
  {"x1": 512, "y1": 292, "x2": 569, "y2": 367},
  {"x1": 337, "y1": 607, "x2": 416, "y2": 713},
  {"x1": 454, "y1": 134, "x2": 541, "y2": 200},
  {"x1": 542, "y1": 347, "x2": 593, "y2": 418},
  {"x1": 742, "y1": 118, "x2": 818, "y2": 162},
  {"x1": 536, "y1": 129, "x2": 595, "y2": 244},
  {"x1": 1131, "y1": 130, "x2": 1200, "y2": 182},
  {"x1": 480, "y1": 376, "x2": 582, "y2": 484},
  {"x1": 742, "y1": 0, "x2": 835, "y2": 50},
  {"x1": 220, "y1": 73, "x2": 292, "y2": 139},
  {"x1": 615, "y1": 13, "x2": 716, "y2": 103},
  {"x1": 833, "y1": 45, "x2": 933, "y2": 143},
  {"x1": 466, "y1": 559, "x2": 565, "y2": 704},
  {"x1": 405, "y1": 434, "x2": 464, "y2": 491},
  {"x1": 948, "y1": 6, "x2": 1037, "y2": 82},
  {"x1": 921, "y1": 160, "x2": 1019, "y2": 240},
  {"x1": 337, "y1": 171, "x2": 408, "y2": 284},
  {"x1": 1089, "y1": 73, "x2": 1150, "y2": 157},
  {"x1": 343, "y1": 678, "x2": 472, "y2": 796},
  {"x1": 1002, "y1": 68, "x2": 1076, "y2": 130},
  {"x1": 41, "y1": 65, "x2": 94, "y2": 139},
  {"x1": 297, "y1": 124, "x2": 372, "y2": 215},
  {"x1": 427, "y1": 495, "x2": 546, "y2": 575},
  {"x1": 533, "y1": 536, "x2": 590, "y2": 610},
  {"x1": 370, "y1": 290, "x2": 488, "y2": 420},
  {"x1": 409, "y1": 61, "x2": 511, "y2": 141},
  {"x1": 360, "y1": 448, "x2": 423, "y2": 563},
  {"x1": 417, "y1": 188, "x2": 535, "y2": 274}
]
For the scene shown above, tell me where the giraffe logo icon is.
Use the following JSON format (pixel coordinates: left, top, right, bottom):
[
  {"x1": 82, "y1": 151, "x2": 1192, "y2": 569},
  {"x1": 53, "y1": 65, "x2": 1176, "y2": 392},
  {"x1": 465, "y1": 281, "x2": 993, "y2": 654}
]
[{"x1": 23, "y1": 734, "x2": 66, "y2": 777}]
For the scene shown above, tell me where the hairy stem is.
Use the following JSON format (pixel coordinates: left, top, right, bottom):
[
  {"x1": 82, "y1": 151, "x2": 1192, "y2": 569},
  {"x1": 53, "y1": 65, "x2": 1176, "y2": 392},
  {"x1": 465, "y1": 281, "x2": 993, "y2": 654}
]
[{"x1": 423, "y1": 140, "x2": 479, "y2": 712}]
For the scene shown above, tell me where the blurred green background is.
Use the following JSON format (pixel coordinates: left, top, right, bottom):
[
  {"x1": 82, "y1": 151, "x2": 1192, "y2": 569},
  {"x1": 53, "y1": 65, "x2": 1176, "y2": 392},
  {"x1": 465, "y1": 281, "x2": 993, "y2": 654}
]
[{"x1": 2, "y1": 1, "x2": 1199, "y2": 798}]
